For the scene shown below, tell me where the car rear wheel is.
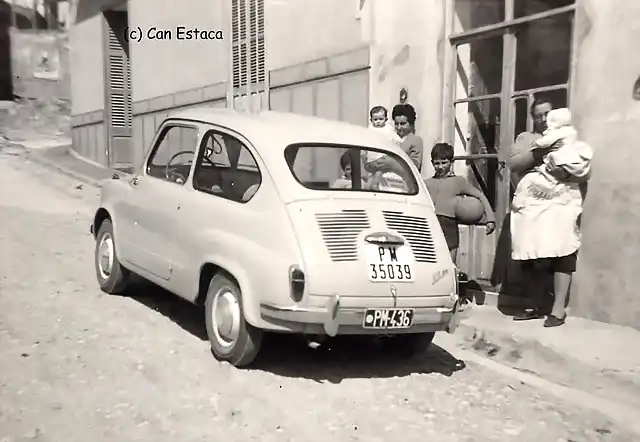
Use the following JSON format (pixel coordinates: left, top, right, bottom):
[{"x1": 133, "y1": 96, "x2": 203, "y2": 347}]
[
  {"x1": 95, "y1": 219, "x2": 131, "y2": 294},
  {"x1": 381, "y1": 332, "x2": 435, "y2": 358},
  {"x1": 205, "y1": 274, "x2": 263, "y2": 368}
]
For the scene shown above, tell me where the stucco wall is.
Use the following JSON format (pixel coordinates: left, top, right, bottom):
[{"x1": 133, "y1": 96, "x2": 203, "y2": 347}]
[
  {"x1": 570, "y1": 0, "x2": 640, "y2": 330},
  {"x1": 69, "y1": 14, "x2": 104, "y2": 114},
  {"x1": 128, "y1": 0, "x2": 228, "y2": 102},
  {"x1": 10, "y1": 29, "x2": 70, "y2": 101},
  {"x1": 265, "y1": 0, "x2": 364, "y2": 71}
]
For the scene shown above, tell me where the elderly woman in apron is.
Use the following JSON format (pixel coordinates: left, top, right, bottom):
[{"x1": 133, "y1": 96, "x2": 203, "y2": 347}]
[{"x1": 508, "y1": 97, "x2": 592, "y2": 327}]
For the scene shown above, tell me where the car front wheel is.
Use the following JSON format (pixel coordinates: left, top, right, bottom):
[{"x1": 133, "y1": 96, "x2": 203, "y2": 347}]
[
  {"x1": 205, "y1": 274, "x2": 263, "y2": 368},
  {"x1": 95, "y1": 219, "x2": 130, "y2": 294}
]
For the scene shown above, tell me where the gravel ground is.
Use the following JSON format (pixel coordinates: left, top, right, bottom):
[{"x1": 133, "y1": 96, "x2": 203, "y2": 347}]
[{"x1": 0, "y1": 150, "x2": 636, "y2": 442}]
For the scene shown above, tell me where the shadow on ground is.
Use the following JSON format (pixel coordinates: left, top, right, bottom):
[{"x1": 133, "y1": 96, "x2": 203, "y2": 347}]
[
  {"x1": 254, "y1": 334, "x2": 466, "y2": 383},
  {"x1": 122, "y1": 279, "x2": 209, "y2": 340},
  {"x1": 121, "y1": 281, "x2": 467, "y2": 383}
]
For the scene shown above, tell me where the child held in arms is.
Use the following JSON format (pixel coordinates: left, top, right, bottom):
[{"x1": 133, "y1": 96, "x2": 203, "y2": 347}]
[
  {"x1": 515, "y1": 107, "x2": 593, "y2": 204},
  {"x1": 365, "y1": 105, "x2": 406, "y2": 192}
]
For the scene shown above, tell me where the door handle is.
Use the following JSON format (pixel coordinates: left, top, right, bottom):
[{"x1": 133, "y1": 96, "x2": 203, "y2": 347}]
[{"x1": 131, "y1": 177, "x2": 139, "y2": 186}]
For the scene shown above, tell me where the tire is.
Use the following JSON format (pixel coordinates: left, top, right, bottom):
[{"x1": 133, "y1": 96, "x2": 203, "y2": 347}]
[
  {"x1": 204, "y1": 274, "x2": 263, "y2": 368},
  {"x1": 381, "y1": 332, "x2": 435, "y2": 359},
  {"x1": 95, "y1": 219, "x2": 131, "y2": 294}
]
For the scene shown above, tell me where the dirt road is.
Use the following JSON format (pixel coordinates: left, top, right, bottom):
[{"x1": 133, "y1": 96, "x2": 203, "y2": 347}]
[{"x1": 0, "y1": 148, "x2": 635, "y2": 442}]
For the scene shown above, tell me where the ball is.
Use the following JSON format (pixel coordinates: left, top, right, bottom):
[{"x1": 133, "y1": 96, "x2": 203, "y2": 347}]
[{"x1": 454, "y1": 195, "x2": 484, "y2": 225}]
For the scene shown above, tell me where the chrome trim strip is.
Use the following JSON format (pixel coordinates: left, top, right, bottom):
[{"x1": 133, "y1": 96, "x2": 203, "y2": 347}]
[{"x1": 364, "y1": 232, "x2": 405, "y2": 246}]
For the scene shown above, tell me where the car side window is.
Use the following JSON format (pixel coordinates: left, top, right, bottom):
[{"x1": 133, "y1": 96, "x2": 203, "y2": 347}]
[
  {"x1": 146, "y1": 124, "x2": 199, "y2": 184},
  {"x1": 193, "y1": 130, "x2": 262, "y2": 203}
]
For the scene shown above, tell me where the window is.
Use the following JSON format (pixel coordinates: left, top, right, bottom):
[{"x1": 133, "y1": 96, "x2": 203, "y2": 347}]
[
  {"x1": 514, "y1": 0, "x2": 574, "y2": 19},
  {"x1": 446, "y1": 0, "x2": 576, "y2": 213},
  {"x1": 192, "y1": 131, "x2": 262, "y2": 203},
  {"x1": 232, "y1": 0, "x2": 265, "y2": 91},
  {"x1": 146, "y1": 125, "x2": 199, "y2": 184},
  {"x1": 284, "y1": 144, "x2": 419, "y2": 196}
]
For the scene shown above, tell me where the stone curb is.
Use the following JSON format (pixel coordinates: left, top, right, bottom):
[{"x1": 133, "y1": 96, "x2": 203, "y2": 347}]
[
  {"x1": 24, "y1": 145, "x2": 132, "y2": 189},
  {"x1": 26, "y1": 148, "x2": 105, "y2": 188},
  {"x1": 455, "y1": 317, "x2": 561, "y2": 362},
  {"x1": 453, "y1": 310, "x2": 640, "y2": 411}
]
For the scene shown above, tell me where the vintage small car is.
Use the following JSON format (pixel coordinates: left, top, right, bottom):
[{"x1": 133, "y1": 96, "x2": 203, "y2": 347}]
[{"x1": 91, "y1": 108, "x2": 461, "y2": 367}]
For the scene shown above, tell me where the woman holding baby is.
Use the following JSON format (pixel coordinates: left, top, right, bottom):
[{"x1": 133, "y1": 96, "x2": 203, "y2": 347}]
[{"x1": 508, "y1": 97, "x2": 593, "y2": 327}]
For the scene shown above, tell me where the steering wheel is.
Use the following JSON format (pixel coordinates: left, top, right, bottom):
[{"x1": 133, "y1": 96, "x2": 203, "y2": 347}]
[
  {"x1": 165, "y1": 151, "x2": 195, "y2": 184},
  {"x1": 165, "y1": 150, "x2": 216, "y2": 184}
]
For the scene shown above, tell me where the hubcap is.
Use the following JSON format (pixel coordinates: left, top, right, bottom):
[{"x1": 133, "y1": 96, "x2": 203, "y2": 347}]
[
  {"x1": 97, "y1": 233, "x2": 114, "y2": 280},
  {"x1": 211, "y1": 288, "x2": 241, "y2": 348}
]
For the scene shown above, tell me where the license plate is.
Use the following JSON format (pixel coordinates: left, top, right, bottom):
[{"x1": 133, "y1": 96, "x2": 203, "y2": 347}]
[
  {"x1": 362, "y1": 308, "x2": 414, "y2": 329},
  {"x1": 365, "y1": 244, "x2": 414, "y2": 282}
]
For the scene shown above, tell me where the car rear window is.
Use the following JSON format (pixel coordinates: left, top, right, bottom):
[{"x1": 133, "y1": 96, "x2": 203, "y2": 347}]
[{"x1": 284, "y1": 144, "x2": 419, "y2": 195}]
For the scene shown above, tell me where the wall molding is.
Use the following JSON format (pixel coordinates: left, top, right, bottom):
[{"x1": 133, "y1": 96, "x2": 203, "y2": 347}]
[
  {"x1": 71, "y1": 110, "x2": 104, "y2": 128},
  {"x1": 132, "y1": 81, "x2": 227, "y2": 116},
  {"x1": 70, "y1": 82, "x2": 227, "y2": 128},
  {"x1": 71, "y1": 46, "x2": 371, "y2": 128},
  {"x1": 270, "y1": 46, "x2": 371, "y2": 90}
]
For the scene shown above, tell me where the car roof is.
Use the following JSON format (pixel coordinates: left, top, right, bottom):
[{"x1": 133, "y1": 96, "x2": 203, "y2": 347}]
[{"x1": 168, "y1": 107, "x2": 401, "y2": 155}]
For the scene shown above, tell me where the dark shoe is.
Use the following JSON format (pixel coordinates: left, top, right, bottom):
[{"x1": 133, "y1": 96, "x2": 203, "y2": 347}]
[
  {"x1": 513, "y1": 309, "x2": 545, "y2": 321},
  {"x1": 544, "y1": 314, "x2": 566, "y2": 327}
]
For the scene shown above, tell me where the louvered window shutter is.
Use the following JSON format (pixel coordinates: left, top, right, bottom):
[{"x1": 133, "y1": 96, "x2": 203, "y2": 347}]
[
  {"x1": 249, "y1": 0, "x2": 265, "y2": 84},
  {"x1": 104, "y1": 11, "x2": 133, "y2": 171},
  {"x1": 231, "y1": 0, "x2": 265, "y2": 94},
  {"x1": 107, "y1": 25, "x2": 128, "y2": 128}
]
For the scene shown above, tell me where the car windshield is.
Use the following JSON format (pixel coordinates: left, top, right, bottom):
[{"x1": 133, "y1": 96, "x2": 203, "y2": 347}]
[{"x1": 284, "y1": 144, "x2": 419, "y2": 195}]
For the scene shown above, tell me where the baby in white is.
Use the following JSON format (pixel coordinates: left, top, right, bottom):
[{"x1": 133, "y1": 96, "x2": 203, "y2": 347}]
[
  {"x1": 366, "y1": 105, "x2": 405, "y2": 192},
  {"x1": 526, "y1": 107, "x2": 593, "y2": 198},
  {"x1": 368, "y1": 105, "x2": 402, "y2": 146}
]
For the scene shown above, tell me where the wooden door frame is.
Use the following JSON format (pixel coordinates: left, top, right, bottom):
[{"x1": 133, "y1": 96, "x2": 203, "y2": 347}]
[{"x1": 441, "y1": 0, "x2": 577, "y2": 226}]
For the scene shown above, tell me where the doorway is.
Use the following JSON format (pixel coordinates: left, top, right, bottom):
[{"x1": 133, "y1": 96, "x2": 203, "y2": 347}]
[
  {"x1": 102, "y1": 6, "x2": 132, "y2": 172},
  {"x1": 445, "y1": 0, "x2": 576, "y2": 287}
]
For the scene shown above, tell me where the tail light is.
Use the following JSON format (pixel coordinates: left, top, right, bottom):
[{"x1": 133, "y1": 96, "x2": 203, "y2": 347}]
[{"x1": 289, "y1": 265, "x2": 305, "y2": 302}]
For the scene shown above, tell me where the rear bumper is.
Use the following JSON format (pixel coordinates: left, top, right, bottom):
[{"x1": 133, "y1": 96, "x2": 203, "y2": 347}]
[{"x1": 259, "y1": 294, "x2": 462, "y2": 336}]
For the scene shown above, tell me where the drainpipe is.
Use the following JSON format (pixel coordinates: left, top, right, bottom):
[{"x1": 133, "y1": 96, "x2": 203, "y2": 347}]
[
  {"x1": 369, "y1": 0, "x2": 375, "y2": 46},
  {"x1": 10, "y1": 3, "x2": 17, "y2": 28},
  {"x1": 32, "y1": 0, "x2": 38, "y2": 29},
  {"x1": 366, "y1": 0, "x2": 375, "y2": 113}
]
